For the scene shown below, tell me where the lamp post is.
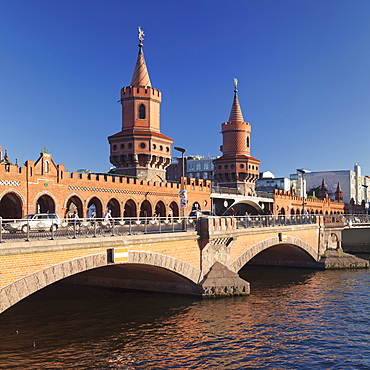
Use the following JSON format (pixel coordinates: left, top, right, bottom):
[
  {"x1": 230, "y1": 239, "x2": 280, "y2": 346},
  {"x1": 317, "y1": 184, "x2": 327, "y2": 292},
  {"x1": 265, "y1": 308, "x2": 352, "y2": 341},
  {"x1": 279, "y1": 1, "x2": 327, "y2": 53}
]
[
  {"x1": 174, "y1": 146, "x2": 187, "y2": 217},
  {"x1": 297, "y1": 169, "x2": 310, "y2": 215},
  {"x1": 174, "y1": 147, "x2": 187, "y2": 188}
]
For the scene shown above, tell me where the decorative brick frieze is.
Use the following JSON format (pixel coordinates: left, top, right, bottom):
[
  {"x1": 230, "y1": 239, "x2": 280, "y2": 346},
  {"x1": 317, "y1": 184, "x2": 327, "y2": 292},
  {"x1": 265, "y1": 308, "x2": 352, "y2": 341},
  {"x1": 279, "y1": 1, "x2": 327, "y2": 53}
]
[{"x1": 0, "y1": 180, "x2": 20, "y2": 186}]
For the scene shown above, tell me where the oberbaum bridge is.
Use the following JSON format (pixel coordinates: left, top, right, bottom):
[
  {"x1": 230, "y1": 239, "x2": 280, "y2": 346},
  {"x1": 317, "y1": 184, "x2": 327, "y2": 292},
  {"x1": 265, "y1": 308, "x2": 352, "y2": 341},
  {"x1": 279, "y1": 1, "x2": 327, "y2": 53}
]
[{"x1": 0, "y1": 29, "x2": 369, "y2": 315}]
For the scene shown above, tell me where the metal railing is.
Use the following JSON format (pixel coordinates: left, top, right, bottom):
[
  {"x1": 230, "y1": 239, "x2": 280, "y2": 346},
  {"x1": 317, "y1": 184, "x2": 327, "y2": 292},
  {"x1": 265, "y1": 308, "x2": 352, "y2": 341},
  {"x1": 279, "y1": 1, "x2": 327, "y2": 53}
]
[
  {"x1": 211, "y1": 186, "x2": 274, "y2": 199},
  {"x1": 1, "y1": 213, "x2": 352, "y2": 244},
  {"x1": 343, "y1": 214, "x2": 370, "y2": 227},
  {"x1": 234, "y1": 214, "x2": 317, "y2": 229},
  {"x1": 0, "y1": 217, "x2": 197, "y2": 243}
]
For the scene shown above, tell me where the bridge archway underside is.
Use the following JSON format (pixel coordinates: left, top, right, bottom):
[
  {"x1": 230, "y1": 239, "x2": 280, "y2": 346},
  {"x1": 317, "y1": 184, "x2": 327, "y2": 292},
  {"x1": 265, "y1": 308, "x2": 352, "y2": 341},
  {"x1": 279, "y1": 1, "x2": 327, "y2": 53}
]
[
  {"x1": 67, "y1": 262, "x2": 202, "y2": 296},
  {"x1": 231, "y1": 236, "x2": 320, "y2": 272},
  {"x1": 0, "y1": 248, "x2": 202, "y2": 314}
]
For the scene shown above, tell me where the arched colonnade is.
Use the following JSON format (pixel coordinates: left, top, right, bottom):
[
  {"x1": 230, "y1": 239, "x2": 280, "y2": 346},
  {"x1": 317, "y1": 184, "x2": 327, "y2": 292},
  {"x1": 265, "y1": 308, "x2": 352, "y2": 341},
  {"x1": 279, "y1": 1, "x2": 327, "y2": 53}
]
[{"x1": 0, "y1": 190, "x2": 180, "y2": 219}]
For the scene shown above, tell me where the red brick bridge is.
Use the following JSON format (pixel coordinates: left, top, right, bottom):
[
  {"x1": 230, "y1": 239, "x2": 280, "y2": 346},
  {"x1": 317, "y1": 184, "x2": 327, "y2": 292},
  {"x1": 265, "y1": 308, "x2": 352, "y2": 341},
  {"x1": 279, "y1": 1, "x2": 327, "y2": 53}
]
[{"x1": 0, "y1": 215, "x2": 365, "y2": 315}]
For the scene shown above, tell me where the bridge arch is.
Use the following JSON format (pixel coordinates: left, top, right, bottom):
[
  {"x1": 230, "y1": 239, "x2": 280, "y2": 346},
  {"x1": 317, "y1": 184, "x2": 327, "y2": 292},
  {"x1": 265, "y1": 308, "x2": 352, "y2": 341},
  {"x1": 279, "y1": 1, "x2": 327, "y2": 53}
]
[
  {"x1": 124, "y1": 199, "x2": 137, "y2": 217},
  {"x1": 140, "y1": 199, "x2": 152, "y2": 217},
  {"x1": 107, "y1": 197, "x2": 121, "y2": 217},
  {"x1": 87, "y1": 195, "x2": 103, "y2": 218},
  {"x1": 0, "y1": 251, "x2": 201, "y2": 314},
  {"x1": 154, "y1": 200, "x2": 166, "y2": 217},
  {"x1": 231, "y1": 236, "x2": 320, "y2": 273},
  {"x1": 34, "y1": 191, "x2": 57, "y2": 214},
  {"x1": 169, "y1": 201, "x2": 179, "y2": 217},
  {"x1": 127, "y1": 251, "x2": 201, "y2": 284},
  {"x1": 0, "y1": 252, "x2": 108, "y2": 314},
  {"x1": 64, "y1": 194, "x2": 84, "y2": 218},
  {"x1": 0, "y1": 190, "x2": 24, "y2": 219}
]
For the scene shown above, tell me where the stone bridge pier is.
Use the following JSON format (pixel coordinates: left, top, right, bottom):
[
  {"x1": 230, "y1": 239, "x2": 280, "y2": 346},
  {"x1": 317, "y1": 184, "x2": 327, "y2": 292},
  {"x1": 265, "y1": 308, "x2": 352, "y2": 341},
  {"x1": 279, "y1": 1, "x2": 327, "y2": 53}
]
[{"x1": 195, "y1": 215, "x2": 368, "y2": 296}]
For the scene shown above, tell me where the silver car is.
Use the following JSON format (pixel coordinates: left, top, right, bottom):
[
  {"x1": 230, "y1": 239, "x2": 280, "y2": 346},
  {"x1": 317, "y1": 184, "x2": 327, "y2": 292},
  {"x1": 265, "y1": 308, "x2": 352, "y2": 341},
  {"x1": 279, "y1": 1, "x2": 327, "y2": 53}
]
[{"x1": 5, "y1": 213, "x2": 61, "y2": 233}]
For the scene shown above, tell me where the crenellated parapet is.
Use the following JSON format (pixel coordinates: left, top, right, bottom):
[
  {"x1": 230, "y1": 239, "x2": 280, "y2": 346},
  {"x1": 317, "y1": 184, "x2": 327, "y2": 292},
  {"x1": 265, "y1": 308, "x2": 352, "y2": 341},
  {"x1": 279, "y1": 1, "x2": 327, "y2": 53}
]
[
  {"x1": 273, "y1": 189, "x2": 345, "y2": 215},
  {"x1": 0, "y1": 151, "x2": 212, "y2": 219},
  {"x1": 121, "y1": 86, "x2": 161, "y2": 101}
]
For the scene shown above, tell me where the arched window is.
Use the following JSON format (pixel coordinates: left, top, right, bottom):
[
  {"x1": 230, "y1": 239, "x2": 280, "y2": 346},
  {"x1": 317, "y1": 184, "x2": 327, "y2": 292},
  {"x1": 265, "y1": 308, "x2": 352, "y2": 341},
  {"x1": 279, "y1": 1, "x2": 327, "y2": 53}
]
[{"x1": 138, "y1": 104, "x2": 146, "y2": 119}]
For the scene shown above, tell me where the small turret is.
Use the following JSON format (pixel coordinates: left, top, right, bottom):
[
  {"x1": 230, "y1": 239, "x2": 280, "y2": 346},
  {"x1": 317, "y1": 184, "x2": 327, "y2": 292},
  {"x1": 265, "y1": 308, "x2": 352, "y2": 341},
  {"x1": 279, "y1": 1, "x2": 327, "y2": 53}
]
[
  {"x1": 319, "y1": 179, "x2": 329, "y2": 200},
  {"x1": 335, "y1": 182, "x2": 343, "y2": 202},
  {"x1": 213, "y1": 79, "x2": 260, "y2": 196}
]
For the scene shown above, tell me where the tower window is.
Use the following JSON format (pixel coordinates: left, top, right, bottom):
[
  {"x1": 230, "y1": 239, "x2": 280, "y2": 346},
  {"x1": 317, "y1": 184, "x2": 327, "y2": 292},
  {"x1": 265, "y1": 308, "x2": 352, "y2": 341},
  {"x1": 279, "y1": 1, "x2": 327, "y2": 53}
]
[
  {"x1": 120, "y1": 144, "x2": 125, "y2": 150},
  {"x1": 240, "y1": 164, "x2": 245, "y2": 169},
  {"x1": 140, "y1": 142, "x2": 146, "y2": 149},
  {"x1": 113, "y1": 144, "x2": 117, "y2": 151},
  {"x1": 246, "y1": 137, "x2": 250, "y2": 148},
  {"x1": 138, "y1": 104, "x2": 146, "y2": 119}
]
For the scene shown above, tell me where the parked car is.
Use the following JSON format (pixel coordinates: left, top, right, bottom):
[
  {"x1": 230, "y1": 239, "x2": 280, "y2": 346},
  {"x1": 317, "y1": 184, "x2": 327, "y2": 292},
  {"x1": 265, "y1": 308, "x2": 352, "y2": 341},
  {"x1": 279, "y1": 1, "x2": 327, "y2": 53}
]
[
  {"x1": 188, "y1": 210, "x2": 216, "y2": 218},
  {"x1": 5, "y1": 213, "x2": 61, "y2": 233}
]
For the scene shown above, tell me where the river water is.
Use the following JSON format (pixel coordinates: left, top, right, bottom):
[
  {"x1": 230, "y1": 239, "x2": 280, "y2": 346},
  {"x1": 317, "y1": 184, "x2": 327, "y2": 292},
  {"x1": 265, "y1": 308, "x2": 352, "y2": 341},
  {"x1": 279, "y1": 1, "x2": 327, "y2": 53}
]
[{"x1": 1, "y1": 259, "x2": 370, "y2": 369}]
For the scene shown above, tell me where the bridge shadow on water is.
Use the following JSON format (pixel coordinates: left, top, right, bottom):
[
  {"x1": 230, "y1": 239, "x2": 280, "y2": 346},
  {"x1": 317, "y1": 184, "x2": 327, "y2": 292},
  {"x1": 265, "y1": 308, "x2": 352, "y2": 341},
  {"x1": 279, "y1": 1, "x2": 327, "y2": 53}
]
[{"x1": 239, "y1": 264, "x2": 318, "y2": 292}]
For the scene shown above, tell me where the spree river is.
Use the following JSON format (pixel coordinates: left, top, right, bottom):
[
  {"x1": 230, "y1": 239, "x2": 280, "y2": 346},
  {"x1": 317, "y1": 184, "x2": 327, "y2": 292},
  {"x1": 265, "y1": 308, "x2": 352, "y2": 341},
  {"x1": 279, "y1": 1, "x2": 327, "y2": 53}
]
[{"x1": 1, "y1": 259, "x2": 370, "y2": 369}]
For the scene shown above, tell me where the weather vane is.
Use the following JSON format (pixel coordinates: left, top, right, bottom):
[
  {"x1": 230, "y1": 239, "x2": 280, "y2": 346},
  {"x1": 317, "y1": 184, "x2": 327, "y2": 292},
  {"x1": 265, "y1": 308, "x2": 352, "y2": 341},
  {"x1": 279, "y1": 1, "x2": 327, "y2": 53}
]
[
  {"x1": 138, "y1": 26, "x2": 145, "y2": 43},
  {"x1": 233, "y1": 78, "x2": 238, "y2": 92}
]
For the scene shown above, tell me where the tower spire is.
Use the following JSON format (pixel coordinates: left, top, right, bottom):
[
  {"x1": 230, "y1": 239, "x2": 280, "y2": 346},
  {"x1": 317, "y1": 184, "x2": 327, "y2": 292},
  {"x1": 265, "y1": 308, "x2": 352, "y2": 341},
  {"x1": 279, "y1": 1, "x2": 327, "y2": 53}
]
[
  {"x1": 130, "y1": 26, "x2": 151, "y2": 87},
  {"x1": 228, "y1": 78, "x2": 244, "y2": 122}
]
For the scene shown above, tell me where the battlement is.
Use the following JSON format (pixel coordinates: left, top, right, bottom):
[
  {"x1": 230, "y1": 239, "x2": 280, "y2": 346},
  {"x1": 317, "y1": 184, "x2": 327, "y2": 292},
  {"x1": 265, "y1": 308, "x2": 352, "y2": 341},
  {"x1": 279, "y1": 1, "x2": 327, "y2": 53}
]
[
  {"x1": 222, "y1": 121, "x2": 251, "y2": 128},
  {"x1": 0, "y1": 163, "x2": 24, "y2": 175},
  {"x1": 0, "y1": 154, "x2": 212, "y2": 196},
  {"x1": 273, "y1": 189, "x2": 345, "y2": 214},
  {"x1": 121, "y1": 86, "x2": 161, "y2": 100}
]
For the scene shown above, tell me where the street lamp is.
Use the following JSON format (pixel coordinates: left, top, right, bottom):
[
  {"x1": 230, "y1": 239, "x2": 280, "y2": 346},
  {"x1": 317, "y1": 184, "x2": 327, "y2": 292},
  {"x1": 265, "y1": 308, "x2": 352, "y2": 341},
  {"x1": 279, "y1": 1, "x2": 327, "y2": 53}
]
[
  {"x1": 174, "y1": 146, "x2": 187, "y2": 218},
  {"x1": 297, "y1": 169, "x2": 311, "y2": 215},
  {"x1": 174, "y1": 146, "x2": 187, "y2": 189}
]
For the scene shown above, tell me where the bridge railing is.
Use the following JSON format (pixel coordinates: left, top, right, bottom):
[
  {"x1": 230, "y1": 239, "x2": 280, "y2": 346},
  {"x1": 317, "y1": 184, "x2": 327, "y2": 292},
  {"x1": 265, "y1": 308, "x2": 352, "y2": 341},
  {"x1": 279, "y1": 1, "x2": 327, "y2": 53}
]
[
  {"x1": 234, "y1": 214, "x2": 318, "y2": 229},
  {"x1": 0, "y1": 216, "x2": 198, "y2": 243},
  {"x1": 211, "y1": 187, "x2": 274, "y2": 198},
  {"x1": 342, "y1": 214, "x2": 370, "y2": 227}
]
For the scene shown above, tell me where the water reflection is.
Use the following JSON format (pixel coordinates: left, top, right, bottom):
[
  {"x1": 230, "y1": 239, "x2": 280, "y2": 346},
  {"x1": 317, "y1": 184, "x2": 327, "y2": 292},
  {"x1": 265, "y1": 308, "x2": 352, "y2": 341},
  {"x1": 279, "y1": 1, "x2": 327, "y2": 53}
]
[{"x1": 0, "y1": 264, "x2": 370, "y2": 369}]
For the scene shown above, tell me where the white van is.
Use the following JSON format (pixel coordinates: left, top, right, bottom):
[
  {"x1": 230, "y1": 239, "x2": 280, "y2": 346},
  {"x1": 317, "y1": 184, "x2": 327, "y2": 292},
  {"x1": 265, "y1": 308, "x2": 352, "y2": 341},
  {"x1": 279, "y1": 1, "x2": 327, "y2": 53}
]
[{"x1": 5, "y1": 213, "x2": 61, "y2": 233}]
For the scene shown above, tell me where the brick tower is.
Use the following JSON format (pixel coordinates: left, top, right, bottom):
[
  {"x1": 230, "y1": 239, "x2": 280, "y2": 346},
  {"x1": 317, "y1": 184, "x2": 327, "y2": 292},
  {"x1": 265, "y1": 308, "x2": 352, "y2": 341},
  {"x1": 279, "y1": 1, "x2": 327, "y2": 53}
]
[
  {"x1": 108, "y1": 27, "x2": 173, "y2": 180},
  {"x1": 213, "y1": 79, "x2": 260, "y2": 195}
]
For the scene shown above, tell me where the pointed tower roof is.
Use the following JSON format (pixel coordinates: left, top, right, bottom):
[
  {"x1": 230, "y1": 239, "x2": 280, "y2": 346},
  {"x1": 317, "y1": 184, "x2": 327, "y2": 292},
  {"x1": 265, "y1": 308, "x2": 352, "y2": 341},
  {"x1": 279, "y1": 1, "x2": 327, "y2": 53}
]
[
  {"x1": 130, "y1": 27, "x2": 151, "y2": 87},
  {"x1": 228, "y1": 78, "x2": 244, "y2": 122},
  {"x1": 335, "y1": 182, "x2": 343, "y2": 202},
  {"x1": 321, "y1": 179, "x2": 327, "y2": 190}
]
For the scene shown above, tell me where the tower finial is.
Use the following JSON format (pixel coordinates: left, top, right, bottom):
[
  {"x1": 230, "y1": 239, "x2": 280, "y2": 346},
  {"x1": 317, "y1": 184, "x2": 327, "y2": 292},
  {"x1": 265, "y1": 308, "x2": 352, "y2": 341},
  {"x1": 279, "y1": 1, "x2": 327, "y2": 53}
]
[
  {"x1": 138, "y1": 26, "x2": 145, "y2": 47},
  {"x1": 228, "y1": 78, "x2": 244, "y2": 122},
  {"x1": 130, "y1": 26, "x2": 151, "y2": 86},
  {"x1": 233, "y1": 78, "x2": 238, "y2": 93}
]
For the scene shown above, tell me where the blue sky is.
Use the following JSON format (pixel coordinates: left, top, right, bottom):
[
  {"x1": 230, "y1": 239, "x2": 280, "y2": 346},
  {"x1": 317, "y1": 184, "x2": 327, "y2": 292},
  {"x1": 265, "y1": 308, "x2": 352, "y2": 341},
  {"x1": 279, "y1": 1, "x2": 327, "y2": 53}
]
[{"x1": 1, "y1": 0, "x2": 370, "y2": 177}]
